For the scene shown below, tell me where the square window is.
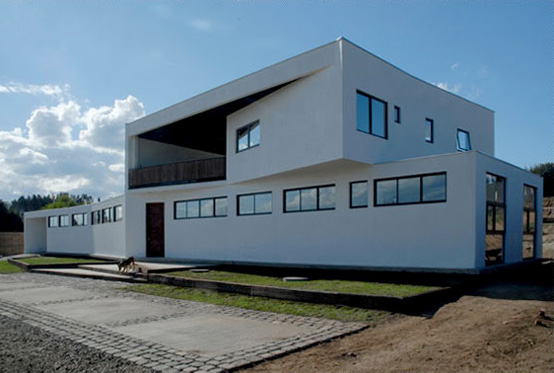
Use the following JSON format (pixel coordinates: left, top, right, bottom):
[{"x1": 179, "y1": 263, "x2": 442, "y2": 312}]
[
  {"x1": 456, "y1": 129, "x2": 471, "y2": 151},
  {"x1": 422, "y1": 174, "x2": 446, "y2": 202},
  {"x1": 376, "y1": 179, "x2": 397, "y2": 205},
  {"x1": 175, "y1": 202, "x2": 187, "y2": 219},
  {"x1": 301, "y1": 188, "x2": 317, "y2": 211},
  {"x1": 254, "y1": 192, "x2": 272, "y2": 214},
  {"x1": 186, "y1": 200, "x2": 200, "y2": 218},
  {"x1": 236, "y1": 121, "x2": 260, "y2": 152},
  {"x1": 215, "y1": 197, "x2": 228, "y2": 217},
  {"x1": 200, "y1": 199, "x2": 214, "y2": 217},
  {"x1": 350, "y1": 181, "x2": 368, "y2": 208},
  {"x1": 398, "y1": 177, "x2": 421, "y2": 204},
  {"x1": 285, "y1": 190, "x2": 300, "y2": 212},
  {"x1": 318, "y1": 186, "x2": 336, "y2": 210},
  {"x1": 238, "y1": 195, "x2": 254, "y2": 215}
]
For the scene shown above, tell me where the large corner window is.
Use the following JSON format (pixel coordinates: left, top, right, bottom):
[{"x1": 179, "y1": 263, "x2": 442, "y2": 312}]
[
  {"x1": 350, "y1": 181, "x2": 368, "y2": 208},
  {"x1": 72, "y1": 213, "x2": 88, "y2": 226},
  {"x1": 356, "y1": 91, "x2": 387, "y2": 139},
  {"x1": 237, "y1": 121, "x2": 260, "y2": 152},
  {"x1": 485, "y1": 173, "x2": 506, "y2": 266},
  {"x1": 237, "y1": 192, "x2": 272, "y2": 216},
  {"x1": 456, "y1": 129, "x2": 471, "y2": 151},
  {"x1": 375, "y1": 173, "x2": 446, "y2": 206},
  {"x1": 284, "y1": 185, "x2": 336, "y2": 213},
  {"x1": 48, "y1": 216, "x2": 59, "y2": 228},
  {"x1": 522, "y1": 185, "x2": 537, "y2": 260},
  {"x1": 175, "y1": 197, "x2": 228, "y2": 219},
  {"x1": 425, "y1": 118, "x2": 434, "y2": 143}
]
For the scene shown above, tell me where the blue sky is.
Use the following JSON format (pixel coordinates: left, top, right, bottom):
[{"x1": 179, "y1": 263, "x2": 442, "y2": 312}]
[{"x1": 0, "y1": 1, "x2": 552, "y2": 201}]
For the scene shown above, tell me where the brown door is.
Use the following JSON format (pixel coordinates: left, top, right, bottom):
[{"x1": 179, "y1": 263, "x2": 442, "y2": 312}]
[{"x1": 146, "y1": 203, "x2": 164, "y2": 257}]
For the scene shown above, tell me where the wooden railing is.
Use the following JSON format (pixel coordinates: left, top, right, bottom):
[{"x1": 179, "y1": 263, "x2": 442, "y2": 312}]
[{"x1": 129, "y1": 157, "x2": 226, "y2": 189}]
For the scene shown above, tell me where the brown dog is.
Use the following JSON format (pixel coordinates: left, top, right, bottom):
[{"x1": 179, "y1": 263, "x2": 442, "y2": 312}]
[{"x1": 117, "y1": 256, "x2": 136, "y2": 274}]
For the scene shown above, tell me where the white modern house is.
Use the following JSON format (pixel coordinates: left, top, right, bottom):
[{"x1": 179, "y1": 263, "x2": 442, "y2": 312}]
[{"x1": 24, "y1": 38, "x2": 543, "y2": 272}]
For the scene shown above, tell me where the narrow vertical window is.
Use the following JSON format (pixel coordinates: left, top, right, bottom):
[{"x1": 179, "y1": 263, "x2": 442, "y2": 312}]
[
  {"x1": 356, "y1": 93, "x2": 370, "y2": 133},
  {"x1": 485, "y1": 173, "x2": 506, "y2": 266},
  {"x1": 394, "y1": 106, "x2": 401, "y2": 123},
  {"x1": 425, "y1": 118, "x2": 434, "y2": 143},
  {"x1": 522, "y1": 185, "x2": 536, "y2": 259},
  {"x1": 114, "y1": 205, "x2": 123, "y2": 222},
  {"x1": 456, "y1": 129, "x2": 471, "y2": 151}
]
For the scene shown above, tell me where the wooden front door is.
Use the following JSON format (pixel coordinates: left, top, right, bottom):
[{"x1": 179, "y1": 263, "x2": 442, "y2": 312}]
[{"x1": 146, "y1": 203, "x2": 164, "y2": 257}]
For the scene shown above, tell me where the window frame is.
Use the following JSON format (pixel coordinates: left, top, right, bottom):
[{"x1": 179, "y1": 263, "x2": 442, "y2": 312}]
[
  {"x1": 174, "y1": 196, "x2": 228, "y2": 220},
  {"x1": 236, "y1": 192, "x2": 272, "y2": 216},
  {"x1": 236, "y1": 120, "x2": 260, "y2": 153},
  {"x1": 425, "y1": 118, "x2": 434, "y2": 143},
  {"x1": 72, "y1": 212, "x2": 88, "y2": 227},
  {"x1": 394, "y1": 105, "x2": 401, "y2": 124},
  {"x1": 485, "y1": 172, "x2": 506, "y2": 266},
  {"x1": 350, "y1": 180, "x2": 369, "y2": 208},
  {"x1": 356, "y1": 90, "x2": 388, "y2": 139},
  {"x1": 48, "y1": 216, "x2": 59, "y2": 228},
  {"x1": 283, "y1": 184, "x2": 336, "y2": 213},
  {"x1": 522, "y1": 184, "x2": 537, "y2": 260},
  {"x1": 456, "y1": 129, "x2": 471, "y2": 152},
  {"x1": 102, "y1": 208, "x2": 112, "y2": 224},
  {"x1": 113, "y1": 205, "x2": 123, "y2": 222},
  {"x1": 59, "y1": 214, "x2": 70, "y2": 227},
  {"x1": 374, "y1": 172, "x2": 447, "y2": 207}
]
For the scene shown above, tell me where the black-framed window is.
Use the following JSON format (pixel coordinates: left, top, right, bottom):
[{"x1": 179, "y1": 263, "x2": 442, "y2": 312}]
[
  {"x1": 425, "y1": 118, "x2": 434, "y2": 143},
  {"x1": 237, "y1": 192, "x2": 271, "y2": 216},
  {"x1": 394, "y1": 106, "x2": 401, "y2": 124},
  {"x1": 522, "y1": 185, "x2": 536, "y2": 260},
  {"x1": 48, "y1": 216, "x2": 59, "y2": 228},
  {"x1": 175, "y1": 197, "x2": 228, "y2": 219},
  {"x1": 114, "y1": 205, "x2": 123, "y2": 222},
  {"x1": 350, "y1": 181, "x2": 368, "y2": 208},
  {"x1": 237, "y1": 121, "x2": 260, "y2": 152},
  {"x1": 375, "y1": 173, "x2": 446, "y2": 206},
  {"x1": 356, "y1": 91, "x2": 387, "y2": 139},
  {"x1": 91, "y1": 210, "x2": 101, "y2": 225},
  {"x1": 59, "y1": 215, "x2": 70, "y2": 227},
  {"x1": 284, "y1": 185, "x2": 336, "y2": 213},
  {"x1": 102, "y1": 208, "x2": 112, "y2": 224},
  {"x1": 485, "y1": 173, "x2": 506, "y2": 266},
  {"x1": 72, "y1": 213, "x2": 88, "y2": 226},
  {"x1": 456, "y1": 129, "x2": 471, "y2": 151}
]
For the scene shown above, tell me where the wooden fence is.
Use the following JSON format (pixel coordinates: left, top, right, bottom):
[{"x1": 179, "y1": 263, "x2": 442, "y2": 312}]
[{"x1": 0, "y1": 232, "x2": 24, "y2": 256}]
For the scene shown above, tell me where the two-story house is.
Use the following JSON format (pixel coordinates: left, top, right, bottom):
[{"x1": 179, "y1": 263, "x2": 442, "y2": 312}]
[{"x1": 25, "y1": 38, "x2": 543, "y2": 272}]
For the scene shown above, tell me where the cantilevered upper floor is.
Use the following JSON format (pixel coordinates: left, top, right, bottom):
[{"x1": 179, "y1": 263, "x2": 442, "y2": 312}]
[{"x1": 125, "y1": 38, "x2": 494, "y2": 190}]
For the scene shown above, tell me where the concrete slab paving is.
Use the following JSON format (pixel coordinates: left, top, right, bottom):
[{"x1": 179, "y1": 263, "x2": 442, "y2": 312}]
[{"x1": 0, "y1": 272, "x2": 367, "y2": 373}]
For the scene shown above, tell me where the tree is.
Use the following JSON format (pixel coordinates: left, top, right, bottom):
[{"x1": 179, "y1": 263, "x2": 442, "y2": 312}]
[
  {"x1": 42, "y1": 194, "x2": 79, "y2": 210},
  {"x1": 0, "y1": 200, "x2": 23, "y2": 232},
  {"x1": 529, "y1": 162, "x2": 554, "y2": 197}
]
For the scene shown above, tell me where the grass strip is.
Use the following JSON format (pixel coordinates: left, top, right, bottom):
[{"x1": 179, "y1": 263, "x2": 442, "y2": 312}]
[
  {"x1": 123, "y1": 283, "x2": 389, "y2": 323},
  {"x1": 19, "y1": 257, "x2": 106, "y2": 265},
  {"x1": 167, "y1": 270, "x2": 439, "y2": 297},
  {"x1": 0, "y1": 261, "x2": 24, "y2": 274}
]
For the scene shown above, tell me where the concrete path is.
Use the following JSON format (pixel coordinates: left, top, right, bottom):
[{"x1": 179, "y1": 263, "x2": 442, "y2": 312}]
[{"x1": 0, "y1": 272, "x2": 365, "y2": 373}]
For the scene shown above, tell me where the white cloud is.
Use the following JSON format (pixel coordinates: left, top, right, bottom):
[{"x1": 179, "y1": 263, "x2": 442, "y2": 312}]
[
  {"x1": 450, "y1": 63, "x2": 460, "y2": 70},
  {"x1": 436, "y1": 82, "x2": 461, "y2": 94},
  {"x1": 0, "y1": 82, "x2": 70, "y2": 99},
  {"x1": 190, "y1": 19, "x2": 213, "y2": 32},
  {"x1": 0, "y1": 90, "x2": 145, "y2": 201}
]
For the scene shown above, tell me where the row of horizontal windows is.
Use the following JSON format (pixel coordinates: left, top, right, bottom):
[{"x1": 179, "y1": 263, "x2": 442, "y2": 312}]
[
  {"x1": 356, "y1": 91, "x2": 471, "y2": 151},
  {"x1": 175, "y1": 197, "x2": 228, "y2": 219},
  {"x1": 48, "y1": 205, "x2": 123, "y2": 228}
]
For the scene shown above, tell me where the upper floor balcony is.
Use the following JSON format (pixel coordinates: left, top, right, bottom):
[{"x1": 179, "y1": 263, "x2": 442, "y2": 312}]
[{"x1": 128, "y1": 157, "x2": 226, "y2": 189}]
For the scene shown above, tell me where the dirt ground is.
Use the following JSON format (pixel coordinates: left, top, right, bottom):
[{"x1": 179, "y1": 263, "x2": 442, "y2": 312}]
[{"x1": 241, "y1": 278, "x2": 553, "y2": 373}]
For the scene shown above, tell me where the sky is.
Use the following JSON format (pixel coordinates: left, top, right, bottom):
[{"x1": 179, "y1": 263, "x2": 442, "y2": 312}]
[{"x1": 0, "y1": 1, "x2": 552, "y2": 202}]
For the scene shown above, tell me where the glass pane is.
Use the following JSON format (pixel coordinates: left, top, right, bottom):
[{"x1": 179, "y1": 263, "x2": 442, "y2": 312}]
[
  {"x1": 394, "y1": 106, "x2": 400, "y2": 123},
  {"x1": 376, "y1": 180, "x2": 397, "y2": 205},
  {"x1": 486, "y1": 173, "x2": 505, "y2": 203},
  {"x1": 215, "y1": 198, "x2": 228, "y2": 217},
  {"x1": 425, "y1": 119, "x2": 433, "y2": 142},
  {"x1": 356, "y1": 93, "x2": 369, "y2": 133},
  {"x1": 529, "y1": 211, "x2": 536, "y2": 233},
  {"x1": 255, "y1": 193, "x2": 272, "y2": 214},
  {"x1": 175, "y1": 202, "x2": 186, "y2": 219},
  {"x1": 200, "y1": 199, "x2": 214, "y2": 217},
  {"x1": 422, "y1": 174, "x2": 446, "y2": 202},
  {"x1": 371, "y1": 98, "x2": 386, "y2": 138},
  {"x1": 187, "y1": 200, "x2": 200, "y2": 218},
  {"x1": 49, "y1": 216, "x2": 58, "y2": 227},
  {"x1": 487, "y1": 205, "x2": 494, "y2": 231},
  {"x1": 319, "y1": 186, "x2": 336, "y2": 210},
  {"x1": 485, "y1": 234, "x2": 504, "y2": 266},
  {"x1": 522, "y1": 234, "x2": 535, "y2": 259},
  {"x1": 103, "y1": 209, "x2": 111, "y2": 223},
  {"x1": 83, "y1": 213, "x2": 88, "y2": 226},
  {"x1": 524, "y1": 186, "x2": 535, "y2": 209},
  {"x1": 249, "y1": 122, "x2": 260, "y2": 147},
  {"x1": 301, "y1": 188, "x2": 317, "y2": 211},
  {"x1": 285, "y1": 190, "x2": 300, "y2": 212},
  {"x1": 239, "y1": 195, "x2": 254, "y2": 215},
  {"x1": 237, "y1": 126, "x2": 249, "y2": 151},
  {"x1": 398, "y1": 177, "x2": 420, "y2": 204},
  {"x1": 72, "y1": 214, "x2": 80, "y2": 226},
  {"x1": 457, "y1": 130, "x2": 471, "y2": 151},
  {"x1": 351, "y1": 182, "x2": 368, "y2": 207},
  {"x1": 495, "y1": 207, "x2": 505, "y2": 232},
  {"x1": 60, "y1": 215, "x2": 69, "y2": 227}
]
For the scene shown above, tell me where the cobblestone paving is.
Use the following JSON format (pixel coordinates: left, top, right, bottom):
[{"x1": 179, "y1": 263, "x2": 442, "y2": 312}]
[{"x1": 0, "y1": 272, "x2": 367, "y2": 372}]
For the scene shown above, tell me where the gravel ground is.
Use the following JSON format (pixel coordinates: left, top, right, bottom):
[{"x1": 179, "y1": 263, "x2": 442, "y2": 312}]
[{"x1": 0, "y1": 315, "x2": 154, "y2": 373}]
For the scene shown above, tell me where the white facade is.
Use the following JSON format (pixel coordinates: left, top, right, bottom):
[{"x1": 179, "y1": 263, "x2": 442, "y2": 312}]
[{"x1": 25, "y1": 38, "x2": 543, "y2": 272}]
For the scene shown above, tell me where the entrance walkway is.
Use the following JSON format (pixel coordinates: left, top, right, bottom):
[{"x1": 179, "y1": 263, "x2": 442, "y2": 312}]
[{"x1": 0, "y1": 272, "x2": 365, "y2": 372}]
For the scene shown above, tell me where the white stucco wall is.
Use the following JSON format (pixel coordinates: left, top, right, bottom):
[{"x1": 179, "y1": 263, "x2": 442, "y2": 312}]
[{"x1": 341, "y1": 40, "x2": 495, "y2": 165}]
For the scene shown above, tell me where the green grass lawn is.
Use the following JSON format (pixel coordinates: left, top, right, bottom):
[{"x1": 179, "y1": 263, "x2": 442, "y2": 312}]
[
  {"x1": 167, "y1": 270, "x2": 439, "y2": 297},
  {"x1": 124, "y1": 283, "x2": 389, "y2": 323},
  {"x1": 0, "y1": 261, "x2": 24, "y2": 274},
  {"x1": 18, "y1": 256, "x2": 106, "y2": 265}
]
